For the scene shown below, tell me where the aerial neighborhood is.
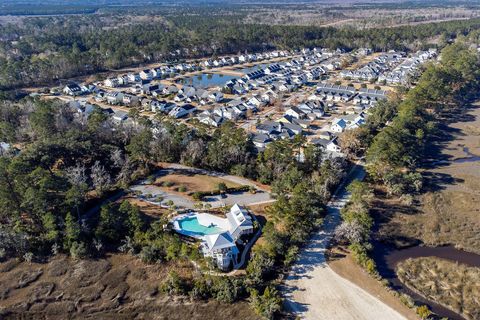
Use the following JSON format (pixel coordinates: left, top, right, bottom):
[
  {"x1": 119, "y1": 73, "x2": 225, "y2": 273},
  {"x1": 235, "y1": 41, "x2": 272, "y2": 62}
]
[
  {"x1": 58, "y1": 47, "x2": 436, "y2": 157},
  {"x1": 2, "y1": 2, "x2": 480, "y2": 320}
]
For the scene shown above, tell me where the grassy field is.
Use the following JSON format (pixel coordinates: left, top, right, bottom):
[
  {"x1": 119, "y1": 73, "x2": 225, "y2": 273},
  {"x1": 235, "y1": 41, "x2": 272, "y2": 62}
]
[
  {"x1": 397, "y1": 257, "x2": 480, "y2": 320},
  {"x1": 0, "y1": 254, "x2": 258, "y2": 320},
  {"x1": 372, "y1": 104, "x2": 480, "y2": 254},
  {"x1": 155, "y1": 173, "x2": 241, "y2": 196}
]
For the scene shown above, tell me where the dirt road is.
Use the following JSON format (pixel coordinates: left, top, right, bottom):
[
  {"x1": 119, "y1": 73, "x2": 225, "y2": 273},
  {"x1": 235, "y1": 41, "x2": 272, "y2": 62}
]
[{"x1": 281, "y1": 164, "x2": 406, "y2": 320}]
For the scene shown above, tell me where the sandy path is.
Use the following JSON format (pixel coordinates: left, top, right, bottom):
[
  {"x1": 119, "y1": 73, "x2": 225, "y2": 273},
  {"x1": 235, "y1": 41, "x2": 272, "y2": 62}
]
[{"x1": 282, "y1": 164, "x2": 406, "y2": 320}]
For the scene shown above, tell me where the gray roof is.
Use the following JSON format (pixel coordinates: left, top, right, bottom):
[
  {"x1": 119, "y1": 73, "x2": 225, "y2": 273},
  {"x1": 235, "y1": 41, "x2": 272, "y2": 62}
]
[{"x1": 204, "y1": 232, "x2": 237, "y2": 251}]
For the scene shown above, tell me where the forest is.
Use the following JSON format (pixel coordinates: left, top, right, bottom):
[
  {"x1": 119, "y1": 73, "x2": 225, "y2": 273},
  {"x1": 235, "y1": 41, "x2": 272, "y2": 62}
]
[{"x1": 2, "y1": 11, "x2": 480, "y2": 89}]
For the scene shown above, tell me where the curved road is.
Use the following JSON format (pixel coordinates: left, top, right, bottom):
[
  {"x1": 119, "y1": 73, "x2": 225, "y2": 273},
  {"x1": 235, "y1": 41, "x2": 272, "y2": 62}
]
[{"x1": 281, "y1": 164, "x2": 406, "y2": 320}]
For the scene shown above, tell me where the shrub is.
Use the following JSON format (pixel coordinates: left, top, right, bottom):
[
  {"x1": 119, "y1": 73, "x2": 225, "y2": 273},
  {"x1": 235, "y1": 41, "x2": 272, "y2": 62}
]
[
  {"x1": 23, "y1": 252, "x2": 33, "y2": 264},
  {"x1": 192, "y1": 192, "x2": 202, "y2": 200},
  {"x1": 217, "y1": 182, "x2": 227, "y2": 192},
  {"x1": 246, "y1": 250, "x2": 275, "y2": 288},
  {"x1": 139, "y1": 245, "x2": 163, "y2": 264},
  {"x1": 70, "y1": 241, "x2": 87, "y2": 260},
  {"x1": 161, "y1": 271, "x2": 187, "y2": 295},
  {"x1": 399, "y1": 293, "x2": 415, "y2": 308},
  {"x1": 349, "y1": 243, "x2": 378, "y2": 275},
  {"x1": 283, "y1": 245, "x2": 299, "y2": 267},
  {"x1": 191, "y1": 185, "x2": 251, "y2": 200},
  {"x1": 416, "y1": 305, "x2": 432, "y2": 319},
  {"x1": 249, "y1": 286, "x2": 282, "y2": 320},
  {"x1": 178, "y1": 185, "x2": 187, "y2": 192},
  {"x1": 189, "y1": 277, "x2": 212, "y2": 300},
  {"x1": 162, "y1": 181, "x2": 174, "y2": 187},
  {"x1": 212, "y1": 277, "x2": 240, "y2": 303}
]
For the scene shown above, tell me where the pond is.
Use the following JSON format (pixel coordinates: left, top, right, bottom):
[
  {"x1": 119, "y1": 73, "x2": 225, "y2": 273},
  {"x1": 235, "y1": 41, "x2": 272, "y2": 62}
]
[
  {"x1": 372, "y1": 242, "x2": 480, "y2": 320},
  {"x1": 176, "y1": 73, "x2": 237, "y2": 88}
]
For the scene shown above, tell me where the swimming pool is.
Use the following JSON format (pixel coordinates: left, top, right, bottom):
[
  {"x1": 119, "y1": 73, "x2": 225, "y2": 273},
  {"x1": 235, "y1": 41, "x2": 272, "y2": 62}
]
[{"x1": 177, "y1": 216, "x2": 224, "y2": 236}]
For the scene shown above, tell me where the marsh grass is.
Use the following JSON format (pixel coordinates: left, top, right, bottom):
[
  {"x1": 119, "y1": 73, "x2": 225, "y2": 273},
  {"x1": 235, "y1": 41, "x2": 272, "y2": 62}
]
[{"x1": 397, "y1": 257, "x2": 480, "y2": 320}]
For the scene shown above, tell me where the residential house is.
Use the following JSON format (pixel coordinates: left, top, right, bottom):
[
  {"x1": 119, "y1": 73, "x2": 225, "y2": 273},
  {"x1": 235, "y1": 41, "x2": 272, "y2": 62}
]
[
  {"x1": 285, "y1": 106, "x2": 306, "y2": 119},
  {"x1": 252, "y1": 133, "x2": 272, "y2": 149},
  {"x1": 127, "y1": 73, "x2": 141, "y2": 83},
  {"x1": 208, "y1": 91, "x2": 224, "y2": 103},
  {"x1": 163, "y1": 85, "x2": 179, "y2": 95},
  {"x1": 312, "y1": 137, "x2": 342, "y2": 153},
  {"x1": 198, "y1": 112, "x2": 224, "y2": 127},
  {"x1": 104, "y1": 78, "x2": 120, "y2": 88},
  {"x1": 330, "y1": 118, "x2": 347, "y2": 133},
  {"x1": 106, "y1": 92, "x2": 124, "y2": 105},
  {"x1": 63, "y1": 83, "x2": 82, "y2": 96},
  {"x1": 123, "y1": 94, "x2": 140, "y2": 107},
  {"x1": 168, "y1": 104, "x2": 196, "y2": 118},
  {"x1": 112, "y1": 110, "x2": 128, "y2": 122},
  {"x1": 139, "y1": 69, "x2": 153, "y2": 80}
]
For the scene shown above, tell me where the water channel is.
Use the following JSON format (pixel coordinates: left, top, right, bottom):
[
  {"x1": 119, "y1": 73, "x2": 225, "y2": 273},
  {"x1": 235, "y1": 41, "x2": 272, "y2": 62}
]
[{"x1": 372, "y1": 243, "x2": 480, "y2": 320}]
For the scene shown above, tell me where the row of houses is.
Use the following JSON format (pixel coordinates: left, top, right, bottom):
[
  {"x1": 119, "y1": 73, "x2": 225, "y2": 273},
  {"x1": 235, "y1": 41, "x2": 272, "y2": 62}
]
[
  {"x1": 226, "y1": 62, "x2": 326, "y2": 96},
  {"x1": 378, "y1": 49, "x2": 437, "y2": 84},
  {"x1": 103, "y1": 49, "x2": 293, "y2": 89},
  {"x1": 204, "y1": 50, "x2": 290, "y2": 68},
  {"x1": 104, "y1": 64, "x2": 199, "y2": 88},
  {"x1": 63, "y1": 83, "x2": 95, "y2": 96},
  {"x1": 316, "y1": 83, "x2": 387, "y2": 106},
  {"x1": 197, "y1": 92, "x2": 276, "y2": 127},
  {"x1": 340, "y1": 51, "x2": 406, "y2": 81}
]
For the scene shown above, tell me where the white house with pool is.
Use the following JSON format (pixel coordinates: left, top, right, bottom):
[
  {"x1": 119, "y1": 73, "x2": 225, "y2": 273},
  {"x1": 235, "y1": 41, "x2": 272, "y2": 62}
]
[{"x1": 172, "y1": 204, "x2": 254, "y2": 270}]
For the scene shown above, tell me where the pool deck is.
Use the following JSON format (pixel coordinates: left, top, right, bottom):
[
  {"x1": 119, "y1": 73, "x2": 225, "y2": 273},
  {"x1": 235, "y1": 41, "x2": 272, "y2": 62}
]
[{"x1": 172, "y1": 212, "x2": 229, "y2": 239}]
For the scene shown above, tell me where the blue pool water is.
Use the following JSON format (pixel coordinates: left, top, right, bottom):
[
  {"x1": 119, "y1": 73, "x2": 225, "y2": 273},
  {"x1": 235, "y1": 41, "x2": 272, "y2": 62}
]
[
  {"x1": 178, "y1": 216, "x2": 223, "y2": 236},
  {"x1": 177, "y1": 73, "x2": 237, "y2": 88}
]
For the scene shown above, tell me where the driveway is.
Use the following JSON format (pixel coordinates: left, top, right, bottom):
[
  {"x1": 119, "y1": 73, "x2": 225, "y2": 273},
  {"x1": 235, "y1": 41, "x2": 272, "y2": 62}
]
[
  {"x1": 130, "y1": 164, "x2": 273, "y2": 209},
  {"x1": 281, "y1": 164, "x2": 406, "y2": 320}
]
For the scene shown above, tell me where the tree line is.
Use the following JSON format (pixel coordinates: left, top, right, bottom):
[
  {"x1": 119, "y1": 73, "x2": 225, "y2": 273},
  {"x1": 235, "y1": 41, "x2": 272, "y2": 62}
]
[{"x1": 2, "y1": 13, "x2": 480, "y2": 89}]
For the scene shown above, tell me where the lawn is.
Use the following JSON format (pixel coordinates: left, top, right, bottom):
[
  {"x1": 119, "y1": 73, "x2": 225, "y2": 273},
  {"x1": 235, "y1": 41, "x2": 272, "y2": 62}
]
[
  {"x1": 397, "y1": 257, "x2": 480, "y2": 320},
  {"x1": 155, "y1": 173, "x2": 241, "y2": 195}
]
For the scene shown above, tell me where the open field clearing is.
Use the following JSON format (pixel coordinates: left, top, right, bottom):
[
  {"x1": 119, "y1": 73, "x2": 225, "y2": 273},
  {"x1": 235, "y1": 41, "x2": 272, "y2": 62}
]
[
  {"x1": 154, "y1": 172, "x2": 241, "y2": 195},
  {"x1": 397, "y1": 257, "x2": 480, "y2": 320},
  {"x1": 0, "y1": 254, "x2": 258, "y2": 320}
]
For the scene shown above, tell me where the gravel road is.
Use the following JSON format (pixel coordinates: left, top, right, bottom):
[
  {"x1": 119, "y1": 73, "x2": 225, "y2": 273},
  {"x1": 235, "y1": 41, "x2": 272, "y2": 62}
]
[{"x1": 281, "y1": 164, "x2": 406, "y2": 320}]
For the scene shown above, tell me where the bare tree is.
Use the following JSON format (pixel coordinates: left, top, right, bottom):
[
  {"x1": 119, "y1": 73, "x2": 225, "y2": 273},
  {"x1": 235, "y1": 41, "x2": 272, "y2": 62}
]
[
  {"x1": 65, "y1": 164, "x2": 87, "y2": 187},
  {"x1": 90, "y1": 161, "x2": 111, "y2": 196},
  {"x1": 65, "y1": 164, "x2": 88, "y2": 221},
  {"x1": 110, "y1": 148, "x2": 125, "y2": 168},
  {"x1": 181, "y1": 139, "x2": 206, "y2": 166},
  {"x1": 334, "y1": 221, "x2": 365, "y2": 244},
  {"x1": 116, "y1": 158, "x2": 134, "y2": 188}
]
